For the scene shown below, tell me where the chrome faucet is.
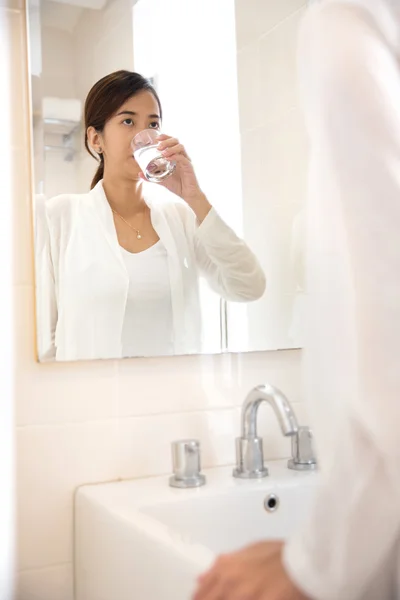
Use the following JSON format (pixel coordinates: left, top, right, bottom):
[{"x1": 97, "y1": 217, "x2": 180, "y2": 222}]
[
  {"x1": 169, "y1": 439, "x2": 206, "y2": 488},
  {"x1": 233, "y1": 384, "x2": 298, "y2": 479},
  {"x1": 288, "y1": 426, "x2": 317, "y2": 471}
]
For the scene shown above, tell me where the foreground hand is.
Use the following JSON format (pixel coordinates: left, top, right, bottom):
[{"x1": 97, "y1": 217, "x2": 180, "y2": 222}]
[
  {"x1": 139, "y1": 134, "x2": 211, "y2": 220},
  {"x1": 192, "y1": 541, "x2": 310, "y2": 600}
]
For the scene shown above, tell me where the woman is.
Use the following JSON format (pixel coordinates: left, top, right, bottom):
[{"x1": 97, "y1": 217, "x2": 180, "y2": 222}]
[{"x1": 36, "y1": 70, "x2": 266, "y2": 361}]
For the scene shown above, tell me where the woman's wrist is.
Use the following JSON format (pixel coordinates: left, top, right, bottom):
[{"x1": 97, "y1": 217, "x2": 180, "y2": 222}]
[{"x1": 186, "y1": 192, "x2": 212, "y2": 222}]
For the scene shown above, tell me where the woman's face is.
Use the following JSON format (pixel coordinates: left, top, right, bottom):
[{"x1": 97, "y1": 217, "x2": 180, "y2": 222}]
[{"x1": 90, "y1": 90, "x2": 161, "y2": 181}]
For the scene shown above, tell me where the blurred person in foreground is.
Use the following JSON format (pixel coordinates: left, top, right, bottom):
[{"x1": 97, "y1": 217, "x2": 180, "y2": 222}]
[{"x1": 193, "y1": 0, "x2": 400, "y2": 598}]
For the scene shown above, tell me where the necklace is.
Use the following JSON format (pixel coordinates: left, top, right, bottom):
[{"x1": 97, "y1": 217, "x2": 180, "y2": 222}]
[{"x1": 111, "y1": 207, "x2": 145, "y2": 240}]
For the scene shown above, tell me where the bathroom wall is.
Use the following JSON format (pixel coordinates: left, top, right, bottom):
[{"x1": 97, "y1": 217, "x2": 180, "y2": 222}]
[
  {"x1": 0, "y1": 2, "x2": 16, "y2": 598},
  {"x1": 5, "y1": 1, "x2": 308, "y2": 599},
  {"x1": 40, "y1": 22, "x2": 78, "y2": 197},
  {"x1": 73, "y1": 0, "x2": 135, "y2": 191},
  {"x1": 37, "y1": 0, "x2": 134, "y2": 198},
  {"x1": 236, "y1": 0, "x2": 309, "y2": 351}
]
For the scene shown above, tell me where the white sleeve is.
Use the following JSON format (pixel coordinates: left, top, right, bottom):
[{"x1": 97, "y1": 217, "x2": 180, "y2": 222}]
[
  {"x1": 35, "y1": 199, "x2": 57, "y2": 361},
  {"x1": 284, "y1": 4, "x2": 400, "y2": 599},
  {"x1": 192, "y1": 207, "x2": 266, "y2": 302}
]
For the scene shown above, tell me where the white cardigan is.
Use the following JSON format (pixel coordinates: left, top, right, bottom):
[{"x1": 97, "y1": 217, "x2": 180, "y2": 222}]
[{"x1": 35, "y1": 181, "x2": 266, "y2": 361}]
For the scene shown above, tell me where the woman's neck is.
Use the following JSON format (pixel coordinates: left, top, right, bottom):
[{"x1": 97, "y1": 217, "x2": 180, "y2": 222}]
[{"x1": 102, "y1": 176, "x2": 146, "y2": 216}]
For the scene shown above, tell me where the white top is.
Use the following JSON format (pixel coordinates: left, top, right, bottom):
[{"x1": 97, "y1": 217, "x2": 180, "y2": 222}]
[
  {"x1": 120, "y1": 241, "x2": 173, "y2": 358},
  {"x1": 36, "y1": 181, "x2": 266, "y2": 361},
  {"x1": 284, "y1": 1, "x2": 400, "y2": 599}
]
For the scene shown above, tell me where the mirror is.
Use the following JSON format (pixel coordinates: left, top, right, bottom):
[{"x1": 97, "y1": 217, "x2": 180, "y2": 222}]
[{"x1": 28, "y1": 0, "x2": 308, "y2": 362}]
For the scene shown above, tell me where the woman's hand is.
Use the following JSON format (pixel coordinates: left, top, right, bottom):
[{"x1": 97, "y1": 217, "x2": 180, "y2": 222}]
[
  {"x1": 139, "y1": 134, "x2": 212, "y2": 222},
  {"x1": 192, "y1": 541, "x2": 310, "y2": 600}
]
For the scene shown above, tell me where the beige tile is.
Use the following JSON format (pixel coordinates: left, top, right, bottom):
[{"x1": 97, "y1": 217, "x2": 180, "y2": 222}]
[
  {"x1": 99, "y1": 0, "x2": 134, "y2": 71},
  {"x1": 234, "y1": 349, "x2": 303, "y2": 404},
  {"x1": 17, "y1": 563, "x2": 73, "y2": 600},
  {"x1": 246, "y1": 293, "x2": 304, "y2": 351},
  {"x1": 246, "y1": 209, "x2": 299, "y2": 294},
  {"x1": 117, "y1": 352, "x2": 249, "y2": 417},
  {"x1": 240, "y1": 128, "x2": 274, "y2": 271},
  {"x1": 94, "y1": 20, "x2": 134, "y2": 79},
  {"x1": 235, "y1": 0, "x2": 306, "y2": 50},
  {"x1": 13, "y1": 149, "x2": 35, "y2": 286},
  {"x1": 259, "y1": 8, "x2": 306, "y2": 126},
  {"x1": 237, "y1": 43, "x2": 261, "y2": 133},
  {"x1": 101, "y1": 0, "x2": 132, "y2": 32},
  {"x1": 14, "y1": 285, "x2": 119, "y2": 426},
  {"x1": 0, "y1": 1, "x2": 25, "y2": 14},
  {"x1": 17, "y1": 419, "x2": 119, "y2": 570},
  {"x1": 244, "y1": 214, "x2": 301, "y2": 337},
  {"x1": 41, "y1": 30, "x2": 76, "y2": 88},
  {"x1": 3, "y1": 7, "x2": 30, "y2": 150},
  {"x1": 74, "y1": 15, "x2": 99, "y2": 102},
  {"x1": 117, "y1": 408, "x2": 241, "y2": 479},
  {"x1": 242, "y1": 113, "x2": 309, "y2": 332},
  {"x1": 118, "y1": 348, "x2": 302, "y2": 418},
  {"x1": 255, "y1": 109, "x2": 308, "y2": 212}
]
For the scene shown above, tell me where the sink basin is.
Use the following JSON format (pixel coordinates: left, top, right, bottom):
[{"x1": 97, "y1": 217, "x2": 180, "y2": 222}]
[{"x1": 75, "y1": 461, "x2": 318, "y2": 600}]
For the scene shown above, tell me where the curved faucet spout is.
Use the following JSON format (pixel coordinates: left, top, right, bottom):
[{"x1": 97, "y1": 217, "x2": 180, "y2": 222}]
[
  {"x1": 241, "y1": 384, "x2": 298, "y2": 439},
  {"x1": 233, "y1": 383, "x2": 298, "y2": 479}
]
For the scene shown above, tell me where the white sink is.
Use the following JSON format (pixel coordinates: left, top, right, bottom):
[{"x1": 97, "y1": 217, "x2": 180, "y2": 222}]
[{"x1": 75, "y1": 461, "x2": 319, "y2": 600}]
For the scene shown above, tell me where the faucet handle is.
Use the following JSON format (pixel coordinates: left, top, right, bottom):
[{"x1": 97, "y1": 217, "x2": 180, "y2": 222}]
[
  {"x1": 288, "y1": 426, "x2": 317, "y2": 471},
  {"x1": 169, "y1": 439, "x2": 206, "y2": 488},
  {"x1": 233, "y1": 437, "x2": 269, "y2": 479}
]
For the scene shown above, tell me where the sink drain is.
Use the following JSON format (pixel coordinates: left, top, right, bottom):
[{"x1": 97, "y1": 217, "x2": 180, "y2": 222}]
[{"x1": 264, "y1": 493, "x2": 279, "y2": 513}]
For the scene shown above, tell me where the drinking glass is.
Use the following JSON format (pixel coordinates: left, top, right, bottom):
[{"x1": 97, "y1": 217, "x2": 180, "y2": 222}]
[{"x1": 131, "y1": 129, "x2": 176, "y2": 183}]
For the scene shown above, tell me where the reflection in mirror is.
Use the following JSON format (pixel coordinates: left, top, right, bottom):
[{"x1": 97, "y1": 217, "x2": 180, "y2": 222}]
[{"x1": 28, "y1": 0, "x2": 308, "y2": 362}]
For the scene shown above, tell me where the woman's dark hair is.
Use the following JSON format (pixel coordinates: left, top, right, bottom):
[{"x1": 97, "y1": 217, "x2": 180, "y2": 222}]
[{"x1": 84, "y1": 70, "x2": 162, "y2": 189}]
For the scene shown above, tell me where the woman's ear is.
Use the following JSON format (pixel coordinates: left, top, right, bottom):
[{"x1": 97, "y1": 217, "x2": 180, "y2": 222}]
[{"x1": 87, "y1": 126, "x2": 103, "y2": 155}]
